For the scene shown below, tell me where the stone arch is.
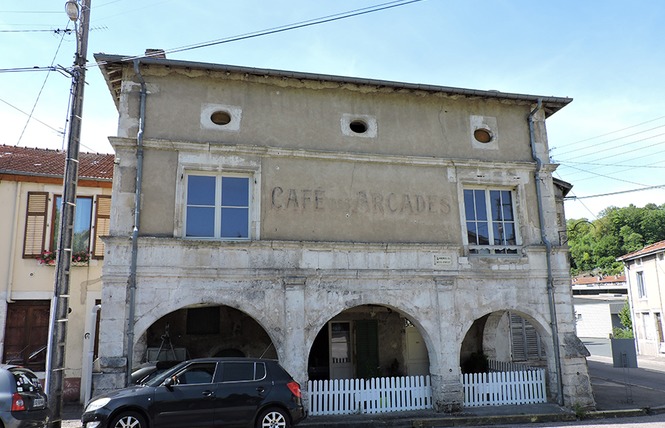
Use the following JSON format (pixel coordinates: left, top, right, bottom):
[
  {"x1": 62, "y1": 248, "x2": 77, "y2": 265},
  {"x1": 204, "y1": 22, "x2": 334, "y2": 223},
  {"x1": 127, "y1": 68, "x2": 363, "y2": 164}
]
[
  {"x1": 306, "y1": 302, "x2": 435, "y2": 380},
  {"x1": 459, "y1": 307, "x2": 553, "y2": 374},
  {"x1": 130, "y1": 290, "x2": 285, "y2": 364}
]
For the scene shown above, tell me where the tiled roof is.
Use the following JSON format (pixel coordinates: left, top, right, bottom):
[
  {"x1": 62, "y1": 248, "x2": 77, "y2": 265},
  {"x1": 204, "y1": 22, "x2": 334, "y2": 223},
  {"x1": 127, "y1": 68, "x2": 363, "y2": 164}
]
[
  {"x1": 572, "y1": 275, "x2": 626, "y2": 285},
  {"x1": 0, "y1": 145, "x2": 114, "y2": 180},
  {"x1": 617, "y1": 240, "x2": 665, "y2": 261}
]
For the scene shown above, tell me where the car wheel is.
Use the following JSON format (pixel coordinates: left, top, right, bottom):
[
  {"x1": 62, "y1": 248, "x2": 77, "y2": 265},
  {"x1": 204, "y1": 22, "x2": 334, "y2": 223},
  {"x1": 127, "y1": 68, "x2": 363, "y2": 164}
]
[
  {"x1": 109, "y1": 411, "x2": 147, "y2": 428},
  {"x1": 256, "y1": 407, "x2": 290, "y2": 428}
]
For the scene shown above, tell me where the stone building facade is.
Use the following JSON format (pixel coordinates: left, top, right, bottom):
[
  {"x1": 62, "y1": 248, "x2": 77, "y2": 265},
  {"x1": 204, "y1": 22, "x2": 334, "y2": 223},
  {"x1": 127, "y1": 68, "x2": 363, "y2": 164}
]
[{"x1": 93, "y1": 52, "x2": 594, "y2": 411}]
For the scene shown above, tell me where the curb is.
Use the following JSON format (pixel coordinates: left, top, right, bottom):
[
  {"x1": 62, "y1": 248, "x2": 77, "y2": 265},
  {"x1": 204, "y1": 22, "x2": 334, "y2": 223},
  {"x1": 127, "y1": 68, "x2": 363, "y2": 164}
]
[{"x1": 413, "y1": 412, "x2": 577, "y2": 427}]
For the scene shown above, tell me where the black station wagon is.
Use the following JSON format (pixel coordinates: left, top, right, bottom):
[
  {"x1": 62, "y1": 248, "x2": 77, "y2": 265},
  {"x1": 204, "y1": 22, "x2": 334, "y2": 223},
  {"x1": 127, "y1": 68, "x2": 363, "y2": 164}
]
[{"x1": 82, "y1": 358, "x2": 305, "y2": 428}]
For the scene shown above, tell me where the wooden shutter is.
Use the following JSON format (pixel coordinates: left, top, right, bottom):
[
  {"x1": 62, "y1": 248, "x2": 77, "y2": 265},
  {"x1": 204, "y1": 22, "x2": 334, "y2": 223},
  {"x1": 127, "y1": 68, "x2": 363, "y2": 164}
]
[
  {"x1": 510, "y1": 313, "x2": 543, "y2": 362},
  {"x1": 92, "y1": 195, "x2": 111, "y2": 259},
  {"x1": 23, "y1": 192, "x2": 49, "y2": 258}
]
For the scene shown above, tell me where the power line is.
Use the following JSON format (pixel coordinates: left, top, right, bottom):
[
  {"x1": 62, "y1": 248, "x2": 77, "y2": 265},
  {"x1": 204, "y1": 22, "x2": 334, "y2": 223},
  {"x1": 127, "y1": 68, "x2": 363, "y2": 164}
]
[
  {"x1": 565, "y1": 184, "x2": 665, "y2": 200},
  {"x1": 0, "y1": 66, "x2": 57, "y2": 73},
  {"x1": 553, "y1": 123, "x2": 665, "y2": 158},
  {"x1": 553, "y1": 114, "x2": 665, "y2": 154},
  {"x1": 2, "y1": 1, "x2": 426, "y2": 74},
  {"x1": 0, "y1": 28, "x2": 74, "y2": 33},
  {"x1": 555, "y1": 129, "x2": 665, "y2": 163},
  {"x1": 90, "y1": 0, "x2": 427, "y2": 67},
  {"x1": 558, "y1": 160, "x2": 665, "y2": 169},
  {"x1": 0, "y1": 98, "x2": 64, "y2": 134},
  {"x1": 15, "y1": 20, "x2": 71, "y2": 146},
  {"x1": 562, "y1": 164, "x2": 650, "y2": 187}
]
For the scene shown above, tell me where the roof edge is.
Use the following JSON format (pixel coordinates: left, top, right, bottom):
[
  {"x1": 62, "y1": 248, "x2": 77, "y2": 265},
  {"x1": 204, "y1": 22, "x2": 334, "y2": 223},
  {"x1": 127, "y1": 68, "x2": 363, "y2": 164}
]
[{"x1": 94, "y1": 53, "x2": 572, "y2": 116}]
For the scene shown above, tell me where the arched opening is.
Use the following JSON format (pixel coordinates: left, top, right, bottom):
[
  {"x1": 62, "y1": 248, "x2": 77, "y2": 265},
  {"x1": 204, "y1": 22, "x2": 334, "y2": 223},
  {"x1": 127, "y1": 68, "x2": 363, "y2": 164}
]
[
  {"x1": 307, "y1": 304, "x2": 430, "y2": 380},
  {"x1": 136, "y1": 305, "x2": 276, "y2": 366},
  {"x1": 460, "y1": 310, "x2": 548, "y2": 373}
]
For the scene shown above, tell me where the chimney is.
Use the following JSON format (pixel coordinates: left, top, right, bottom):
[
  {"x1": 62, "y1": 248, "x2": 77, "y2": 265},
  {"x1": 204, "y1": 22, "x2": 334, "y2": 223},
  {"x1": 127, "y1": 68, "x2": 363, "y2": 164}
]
[{"x1": 145, "y1": 49, "x2": 166, "y2": 59}]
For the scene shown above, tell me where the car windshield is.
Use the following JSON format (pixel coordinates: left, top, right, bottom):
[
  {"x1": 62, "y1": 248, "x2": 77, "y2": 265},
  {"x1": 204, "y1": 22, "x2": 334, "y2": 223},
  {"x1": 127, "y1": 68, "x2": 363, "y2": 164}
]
[{"x1": 143, "y1": 361, "x2": 189, "y2": 387}]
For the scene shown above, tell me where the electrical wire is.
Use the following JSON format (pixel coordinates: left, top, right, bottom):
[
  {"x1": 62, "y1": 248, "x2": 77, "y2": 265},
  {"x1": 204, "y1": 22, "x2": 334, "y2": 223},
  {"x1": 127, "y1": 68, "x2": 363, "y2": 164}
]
[
  {"x1": 0, "y1": 98, "x2": 64, "y2": 134},
  {"x1": 15, "y1": 20, "x2": 71, "y2": 146},
  {"x1": 552, "y1": 114, "x2": 665, "y2": 154},
  {"x1": 554, "y1": 123, "x2": 665, "y2": 158},
  {"x1": 565, "y1": 184, "x2": 665, "y2": 201},
  {"x1": 90, "y1": 0, "x2": 427, "y2": 67},
  {"x1": 0, "y1": 66, "x2": 57, "y2": 73}
]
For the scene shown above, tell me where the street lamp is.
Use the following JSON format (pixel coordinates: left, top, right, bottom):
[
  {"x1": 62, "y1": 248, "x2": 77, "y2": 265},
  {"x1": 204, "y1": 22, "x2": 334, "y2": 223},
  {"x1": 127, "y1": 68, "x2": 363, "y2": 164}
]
[
  {"x1": 65, "y1": 0, "x2": 79, "y2": 20},
  {"x1": 45, "y1": 1, "x2": 91, "y2": 427}
]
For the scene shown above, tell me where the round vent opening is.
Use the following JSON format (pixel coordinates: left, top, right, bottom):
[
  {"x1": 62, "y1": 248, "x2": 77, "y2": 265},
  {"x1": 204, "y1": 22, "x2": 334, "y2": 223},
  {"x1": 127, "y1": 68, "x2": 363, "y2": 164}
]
[
  {"x1": 473, "y1": 128, "x2": 493, "y2": 143},
  {"x1": 210, "y1": 110, "x2": 232, "y2": 126},
  {"x1": 349, "y1": 120, "x2": 368, "y2": 134}
]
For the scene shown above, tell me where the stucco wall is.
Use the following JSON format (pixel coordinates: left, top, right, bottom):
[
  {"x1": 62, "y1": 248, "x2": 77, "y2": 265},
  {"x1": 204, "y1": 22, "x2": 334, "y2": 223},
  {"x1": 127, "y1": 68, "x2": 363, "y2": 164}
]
[{"x1": 93, "y1": 60, "x2": 593, "y2": 410}]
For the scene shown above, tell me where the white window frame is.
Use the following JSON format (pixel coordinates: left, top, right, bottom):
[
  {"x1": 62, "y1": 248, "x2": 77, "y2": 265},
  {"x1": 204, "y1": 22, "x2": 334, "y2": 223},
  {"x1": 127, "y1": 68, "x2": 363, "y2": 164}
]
[
  {"x1": 183, "y1": 172, "x2": 253, "y2": 240},
  {"x1": 462, "y1": 187, "x2": 520, "y2": 255}
]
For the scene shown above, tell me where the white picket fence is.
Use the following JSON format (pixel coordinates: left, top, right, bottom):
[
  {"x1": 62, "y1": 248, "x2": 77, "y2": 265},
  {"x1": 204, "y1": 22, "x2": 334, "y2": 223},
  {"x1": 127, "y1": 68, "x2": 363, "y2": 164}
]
[
  {"x1": 461, "y1": 366, "x2": 547, "y2": 407},
  {"x1": 307, "y1": 375, "x2": 432, "y2": 416}
]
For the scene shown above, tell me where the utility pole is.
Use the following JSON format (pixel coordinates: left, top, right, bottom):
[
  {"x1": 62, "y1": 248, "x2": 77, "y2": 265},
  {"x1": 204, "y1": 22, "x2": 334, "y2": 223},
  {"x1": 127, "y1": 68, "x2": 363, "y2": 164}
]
[{"x1": 46, "y1": 1, "x2": 91, "y2": 427}]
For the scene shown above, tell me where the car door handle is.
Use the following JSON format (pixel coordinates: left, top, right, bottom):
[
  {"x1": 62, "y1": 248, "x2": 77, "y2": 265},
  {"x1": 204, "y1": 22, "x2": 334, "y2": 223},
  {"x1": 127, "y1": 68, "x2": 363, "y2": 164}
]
[
  {"x1": 202, "y1": 390, "x2": 215, "y2": 398},
  {"x1": 256, "y1": 387, "x2": 265, "y2": 395}
]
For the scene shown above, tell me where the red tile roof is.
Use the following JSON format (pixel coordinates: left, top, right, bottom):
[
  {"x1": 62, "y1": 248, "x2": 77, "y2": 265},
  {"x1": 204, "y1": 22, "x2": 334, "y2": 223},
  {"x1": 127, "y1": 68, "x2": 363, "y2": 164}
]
[
  {"x1": 617, "y1": 240, "x2": 665, "y2": 261},
  {"x1": 0, "y1": 145, "x2": 114, "y2": 180},
  {"x1": 571, "y1": 275, "x2": 625, "y2": 285}
]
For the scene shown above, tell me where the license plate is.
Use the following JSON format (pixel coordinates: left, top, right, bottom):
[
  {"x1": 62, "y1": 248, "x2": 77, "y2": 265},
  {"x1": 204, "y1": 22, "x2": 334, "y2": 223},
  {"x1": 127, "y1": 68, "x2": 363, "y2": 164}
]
[{"x1": 33, "y1": 398, "x2": 45, "y2": 408}]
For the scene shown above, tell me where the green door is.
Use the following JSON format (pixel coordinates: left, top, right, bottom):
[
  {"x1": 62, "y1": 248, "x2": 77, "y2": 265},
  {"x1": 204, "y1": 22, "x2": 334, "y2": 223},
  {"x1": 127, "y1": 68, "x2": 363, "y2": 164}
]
[{"x1": 355, "y1": 320, "x2": 379, "y2": 379}]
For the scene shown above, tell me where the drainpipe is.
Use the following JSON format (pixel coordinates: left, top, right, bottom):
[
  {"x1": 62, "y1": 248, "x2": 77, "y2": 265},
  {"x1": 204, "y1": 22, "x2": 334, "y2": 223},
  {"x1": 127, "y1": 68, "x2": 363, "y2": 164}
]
[
  {"x1": 83, "y1": 304, "x2": 101, "y2": 404},
  {"x1": 5, "y1": 182, "x2": 21, "y2": 303},
  {"x1": 125, "y1": 59, "x2": 146, "y2": 385},
  {"x1": 528, "y1": 99, "x2": 564, "y2": 405}
]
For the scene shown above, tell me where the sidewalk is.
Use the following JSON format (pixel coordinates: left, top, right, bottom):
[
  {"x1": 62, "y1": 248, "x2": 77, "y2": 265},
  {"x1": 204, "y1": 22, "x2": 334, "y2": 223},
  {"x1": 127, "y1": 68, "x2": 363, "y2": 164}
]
[{"x1": 59, "y1": 354, "x2": 665, "y2": 428}]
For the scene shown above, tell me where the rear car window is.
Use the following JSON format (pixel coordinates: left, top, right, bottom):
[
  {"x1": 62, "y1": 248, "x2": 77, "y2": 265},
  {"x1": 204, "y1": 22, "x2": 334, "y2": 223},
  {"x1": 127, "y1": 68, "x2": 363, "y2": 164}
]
[
  {"x1": 12, "y1": 369, "x2": 43, "y2": 393},
  {"x1": 221, "y1": 362, "x2": 265, "y2": 382}
]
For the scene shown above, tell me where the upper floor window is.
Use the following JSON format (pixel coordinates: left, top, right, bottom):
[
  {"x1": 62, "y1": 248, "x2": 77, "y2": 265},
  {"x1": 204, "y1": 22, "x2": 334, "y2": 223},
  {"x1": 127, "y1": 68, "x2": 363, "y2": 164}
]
[
  {"x1": 23, "y1": 192, "x2": 110, "y2": 260},
  {"x1": 185, "y1": 174, "x2": 250, "y2": 239},
  {"x1": 52, "y1": 195, "x2": 92, "y2": 254},
  {"x1": 463, "y1": 188, "x2": 518, "y2": 254},
  {"x1": 636, "y1": 271, "x2": 647, "y2": 298}
]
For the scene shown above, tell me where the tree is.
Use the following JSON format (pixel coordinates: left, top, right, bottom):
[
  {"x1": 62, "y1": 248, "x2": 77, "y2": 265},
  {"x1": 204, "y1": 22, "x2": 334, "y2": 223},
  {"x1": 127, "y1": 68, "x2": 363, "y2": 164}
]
[
  {"x1": 613, "y1": 301, "x2": 634, "y2": 339},
  {"x1": 567, "y1": 204, "x2": 665, "y2": 276}
]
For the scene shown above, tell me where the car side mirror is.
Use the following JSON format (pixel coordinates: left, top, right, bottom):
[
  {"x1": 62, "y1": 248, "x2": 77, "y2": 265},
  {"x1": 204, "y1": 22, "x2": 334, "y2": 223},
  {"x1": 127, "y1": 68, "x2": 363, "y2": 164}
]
[{"x1": 163, "y1": 376, "x2": 176, "y2": 389}]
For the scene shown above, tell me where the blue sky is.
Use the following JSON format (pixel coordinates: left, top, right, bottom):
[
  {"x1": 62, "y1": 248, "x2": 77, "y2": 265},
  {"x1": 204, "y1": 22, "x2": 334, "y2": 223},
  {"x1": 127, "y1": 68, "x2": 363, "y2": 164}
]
[{"x1": 2, "y1": 0, "x2": 664, "y2": 220}]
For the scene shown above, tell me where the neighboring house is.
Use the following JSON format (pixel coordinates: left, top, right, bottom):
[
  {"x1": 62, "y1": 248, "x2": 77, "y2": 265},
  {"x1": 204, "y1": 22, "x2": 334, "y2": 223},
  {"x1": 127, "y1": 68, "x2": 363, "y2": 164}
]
[
  {"x1": 0, "y1": 145, "x2": 114, "y2": 401},
  {"x1": 618, "y1": 240, "x2": 665, "y2": 358},
  {"x1": 572, "y1": 274, "x2": 627, "y2": 295},
  {"x1": 573, "y1": 295, "x2": 627, "y2": 338},
  {"x1": 571, "y1": 275, "x2": 627, "y2": 339},
  {"x1": 92, "y1": 51, "x2": 594, "y2": 410}
]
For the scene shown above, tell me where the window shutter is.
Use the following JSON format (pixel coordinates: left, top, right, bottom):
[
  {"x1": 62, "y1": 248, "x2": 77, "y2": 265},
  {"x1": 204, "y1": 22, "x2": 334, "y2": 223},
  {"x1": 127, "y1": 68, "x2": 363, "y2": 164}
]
[
  {"x1": 23, "y1": 192, "x2": 48, "y2": 258},
  {"x1": 92, "y1": 195, "x2": 111, "y2": 259},
  {"x1": 510, "y1": 313, "x2": 543, "y2": 361}
]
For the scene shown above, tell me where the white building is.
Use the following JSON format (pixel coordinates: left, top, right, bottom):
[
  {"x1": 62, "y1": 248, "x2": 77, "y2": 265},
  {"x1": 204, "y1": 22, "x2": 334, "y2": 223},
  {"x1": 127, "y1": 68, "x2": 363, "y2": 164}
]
[{"x1": 618, "y1": 240, "x2": 665, "y2": 357}]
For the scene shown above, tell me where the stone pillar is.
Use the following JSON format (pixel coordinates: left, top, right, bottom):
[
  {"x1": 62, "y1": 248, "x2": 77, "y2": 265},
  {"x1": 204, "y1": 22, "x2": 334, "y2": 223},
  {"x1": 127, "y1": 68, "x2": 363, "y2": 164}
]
[
  {"x1": 281, "y1": 276, "x2": 308, "y2": 386},
  {"x1": 433, "y1": 276, "x2": 463, "y2": 412},
  {"x1": 561, "y1": 332, "x2": 596, "y2": 409},
  {"x1": 94, "y1": 275, "x2": 130, "y2": 396}
]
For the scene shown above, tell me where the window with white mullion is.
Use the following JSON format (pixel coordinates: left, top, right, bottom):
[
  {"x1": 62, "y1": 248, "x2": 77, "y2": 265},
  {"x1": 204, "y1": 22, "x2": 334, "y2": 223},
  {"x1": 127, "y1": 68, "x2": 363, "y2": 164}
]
[
  {"x1": 186, "y1": 174, "x2": 250, "y2": 239},
  {"x1": 464, "y1": 188, "x2": 518, "y2": 254}
]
